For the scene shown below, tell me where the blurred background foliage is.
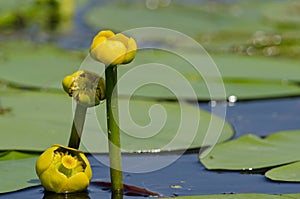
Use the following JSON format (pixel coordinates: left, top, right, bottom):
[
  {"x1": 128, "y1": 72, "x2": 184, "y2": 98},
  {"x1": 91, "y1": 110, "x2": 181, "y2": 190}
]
[{"x1": 0, "y1": 0, "x2": 299, "y2": 57}]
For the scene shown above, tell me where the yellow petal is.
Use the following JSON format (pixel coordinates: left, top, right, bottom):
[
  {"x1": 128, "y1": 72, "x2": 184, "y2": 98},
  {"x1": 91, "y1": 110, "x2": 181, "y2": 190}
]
[
  {"x1": 62, "y1": 75, "x2": 73, "y2": 93},
  {"x1": 39, "y1": 164, "x2": 68, "y2": 193},
  {"x1": 90, "y1": 30, "x2": 115, "y2": 51},
  {"x1": 90, "y1": 40, "x2": 127, "y2": 66},
  {"x1": 61, "y1": 173, "x2": 90, "y2": 193},
  {"x1": 123, "y1": 37, "x2": 137, "y2": 64},
  {"x1": 36, "y1": 145, "x2": 59, "y2": 177},
  {"x1": 90, "y1": 36, "x2": 107, "y2": 52},
  {"x1": 96, "y1": 30, "x2": 115, "y2": 38},
  {"x1": 111, "y1": 33, "x2": 129, "y2": 46},
  {"x1": 90, "y1": 30, "x2": 137, "y2": 66},
  {"x1": 36, "y1": 145, "x2": 92, "y2": 193},
  {"x1": 79, "y1": 152, "x2": 92, "y2": 180}
]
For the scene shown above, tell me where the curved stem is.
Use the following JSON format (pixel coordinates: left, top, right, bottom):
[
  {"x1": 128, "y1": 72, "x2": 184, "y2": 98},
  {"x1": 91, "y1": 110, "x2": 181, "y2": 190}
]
[
  {"x1": 68, "y1": 103, "x2": 87, "y2": 149},
  {"x1": 105, "y1": 65, "x2": 123, "y2": 194}
]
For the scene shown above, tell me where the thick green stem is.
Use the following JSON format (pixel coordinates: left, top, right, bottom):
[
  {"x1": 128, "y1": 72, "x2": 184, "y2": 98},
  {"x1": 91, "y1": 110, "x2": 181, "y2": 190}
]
[
  {"x1": 68, "y1": 103, "x2": 87, "y2": 149},
  {"x1": 105, "y1": 65, "x2": 123, "y2": 194},
  {"x1": 111, "y1": 192, "x2": 123, "y2": 199}
]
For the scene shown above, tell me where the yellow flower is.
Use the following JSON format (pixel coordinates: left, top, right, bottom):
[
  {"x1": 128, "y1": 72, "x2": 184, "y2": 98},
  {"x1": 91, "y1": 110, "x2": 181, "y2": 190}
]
[
  {"x1": 62, "y1": 70, "x2": 105, "y2": 107},
  {"x1": 90, "y1": 30, "x2": 137, "y2": 66},
  {"x1": 36, "y1": 144, "x2": 92, "y2": 193}
]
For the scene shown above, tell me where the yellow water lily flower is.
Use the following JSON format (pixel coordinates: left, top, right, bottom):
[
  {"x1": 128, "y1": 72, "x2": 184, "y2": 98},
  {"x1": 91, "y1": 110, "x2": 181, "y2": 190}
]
[
  {"x1": 90, "y1": 30, "x2": 137, "y2": 66},
  {"x1": 36, "y1": 144, "x2": 92, "y2": 193},
  {"x1": 62, "y1": 70, "x2": 105, "y2": 107}
]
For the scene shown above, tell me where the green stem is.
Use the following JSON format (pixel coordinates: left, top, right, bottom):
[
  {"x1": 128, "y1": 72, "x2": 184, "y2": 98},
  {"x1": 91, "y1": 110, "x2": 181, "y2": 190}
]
[
  {"x1": 105, "y1": 65, "x2": 123, "y2": 194},
  {"x1": 68, "y1": 103, "x2": 87, "y2": 149},
  {"x1": 111, "y1": 192, "x2": 123, "y2": 199}
]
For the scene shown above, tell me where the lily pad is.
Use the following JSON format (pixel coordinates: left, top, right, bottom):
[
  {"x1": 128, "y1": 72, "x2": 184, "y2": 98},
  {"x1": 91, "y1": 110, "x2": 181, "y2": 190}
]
[
  {"x1": 0, "y1": 151, "x2": 39, "y2": 161},
  {"x1": 117, "y1": 50, "x2": 300, "y2": 100},
  {"x1": 0, "y1": 157, "x2": 40, "y2": 193},
  {"x1": 85, "y1": 1, "x2": 268, "y2": 36},
  {"x1": 200, "y1": 130, "x2": 300, "y2": 170},
  {"x1": 0, "y1": 41, "x2": 82, "y2": 89},
  {"x1": 0, "y1": 150, "x2": 40, "y2": 193},
  {"x1": 164, "y1": 193, "x2": 300, "y2": 199},
  {"x1": 266, "y1": 161, "x2": 300, "y2": 182},
  {"x1": 2, "y1": 41, "x2": 300, "y2": 100},
  {"x1": 0, "y1": 89, "x2": 233, "y2": 153},
  {"x1": 263, "y1": 1, "x2": 300, "y2": 29}
]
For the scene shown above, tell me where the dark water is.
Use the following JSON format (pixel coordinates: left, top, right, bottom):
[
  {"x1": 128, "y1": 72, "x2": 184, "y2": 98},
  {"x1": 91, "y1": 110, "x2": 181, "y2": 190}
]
[{"x1": 2, "y1": 97, "x2": 300, "y2": 198}]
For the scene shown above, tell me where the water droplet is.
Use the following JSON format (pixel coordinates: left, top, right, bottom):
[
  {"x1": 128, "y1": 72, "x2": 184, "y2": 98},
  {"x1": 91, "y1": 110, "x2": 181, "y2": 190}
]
[
  {"x1": 209, "y1": 100, "x2": 217, "y2": 107},
  {"x1": 228, "y1": 95, "x2": 237, "y2": 103},
  {"x1": 228, "y1": 95, "x2": 237, "y2": 107}
]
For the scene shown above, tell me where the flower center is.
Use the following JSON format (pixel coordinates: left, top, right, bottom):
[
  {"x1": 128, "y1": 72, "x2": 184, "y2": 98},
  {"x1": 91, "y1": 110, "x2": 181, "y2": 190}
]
[
  {"x1": 62, "y1": 155, "x2": 77, "y2": 169},
  {"x1": 54, "y1": 152, "x2": 84, "y2": 178}
]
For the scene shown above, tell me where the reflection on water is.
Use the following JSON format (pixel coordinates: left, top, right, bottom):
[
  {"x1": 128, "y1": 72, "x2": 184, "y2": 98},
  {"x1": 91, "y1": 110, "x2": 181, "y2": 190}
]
[{"x1": 43, "y1": 191, "x2": 90, "y2": 199}]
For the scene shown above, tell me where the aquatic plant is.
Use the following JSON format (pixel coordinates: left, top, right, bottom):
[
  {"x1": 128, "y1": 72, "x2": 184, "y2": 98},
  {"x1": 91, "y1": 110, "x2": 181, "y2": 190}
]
[{"x1": 90, "y1": 30, "x2": 137, "y2": 194}]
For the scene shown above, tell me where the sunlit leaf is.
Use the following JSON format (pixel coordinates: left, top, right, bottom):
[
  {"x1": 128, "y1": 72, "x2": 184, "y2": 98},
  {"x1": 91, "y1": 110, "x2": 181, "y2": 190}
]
[
  {"x1": 85, "y1": 2, "x2": 267, "y2": 36},
  {"x1": 0, "y1": 89, "x2": 233, "y2": 152},
  {"x1": 200, "y1": 130, "x2": 300, "y2": 170},
  {"x1": 118, "y1": 50, "x2": 300, "y2": 100},
  {"x1": 0, "y1": 151, "x2": 39, "y2": 161},
  {"x1": 1, "y1": 42, "x2": 300, "y2": 100},
  {"x1": 0, "y1": 157, "x2": 40, "y2": 193},
  {"x1": 0, "y1": 41, "x2": 82, "y2": 89},
  {"x1": 266, "y1": 161, "x2": 300, "y2": 182}
]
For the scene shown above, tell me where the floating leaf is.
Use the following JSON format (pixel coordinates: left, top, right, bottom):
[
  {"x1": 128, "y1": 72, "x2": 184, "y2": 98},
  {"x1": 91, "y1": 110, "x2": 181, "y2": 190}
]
[
  {"x1": 0, "y1": 157, "x2": 40, "y2": 193},
  {"x1": 0, "y1": 151, "x2": 40, "y2": 193},
  {"x1": 1, "y1": 41, "x2": 300, "y2": 100},
  {"x1": 85, "y1": 2, "x2": 267, "y2": 36},
  {"x1": 266, "y1": 161, "x2": 300, "y2": 182},
  {"x1": 0, "y1": 89, "x2": 233, "y2": 152},
  {"x1": 117, "y1": 50, "x2": 300, "y2": 100},
  {"x1": 0, "y1": 41, "x2": 82, "y2": 89},
  {"x1": 0, "y1": 151, "x2": 39, "y2": 161},
  {"x1": 200, "y1": 130, "x2": 300, "y2": 170}
]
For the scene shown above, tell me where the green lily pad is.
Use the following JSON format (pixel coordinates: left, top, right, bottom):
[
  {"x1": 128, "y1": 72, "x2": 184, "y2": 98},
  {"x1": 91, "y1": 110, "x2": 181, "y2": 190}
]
[
  {"x1": 266, "y1": 161, "x2": 300, "y2": 182},
  {"x1": 2, "y1": 41, "x2": 300, "y2": 100},
  {"x1": 164, "y1": 193, "x2": 300, "y2": 199},
  {"x1": 85, "y1": 1, "x2": 268, "y2": 36},
  {"x1": 0, "y1": 151, "x2": 39, "y2": 161},
  {"x1": 0, "y1": 89, "x2": 233, "y2": 153},
  {"x1": 0, "y1": 157, "x2": 40, "y2": 193},
  {"x1": 117, "y1": 50, "x2": 300, "y2": 100},
  {"x1": 0, "y1": 41, "x2": 82, "y2": 89},
  {"x1": 263, "y1": 1, "x2": 300, "y2": 29},
  {"x1": 200, "y1": 130, "x2": 300, "y2": 170},
  {"x1": 0, "y1": 151, "x2": 40, "y2": 193}
]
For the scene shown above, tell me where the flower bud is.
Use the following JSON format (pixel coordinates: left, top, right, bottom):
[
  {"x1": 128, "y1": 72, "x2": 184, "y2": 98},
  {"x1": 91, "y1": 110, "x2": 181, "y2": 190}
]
[
  {"x1": 62, "y1": 70, "x2": 105, "y2": 107},
  {"x1": 36, "y1": 144, "x2": 92, "y2": 193},
  {"x1": 90, "y1": 30, "x2": 137, "y2": 66}
]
